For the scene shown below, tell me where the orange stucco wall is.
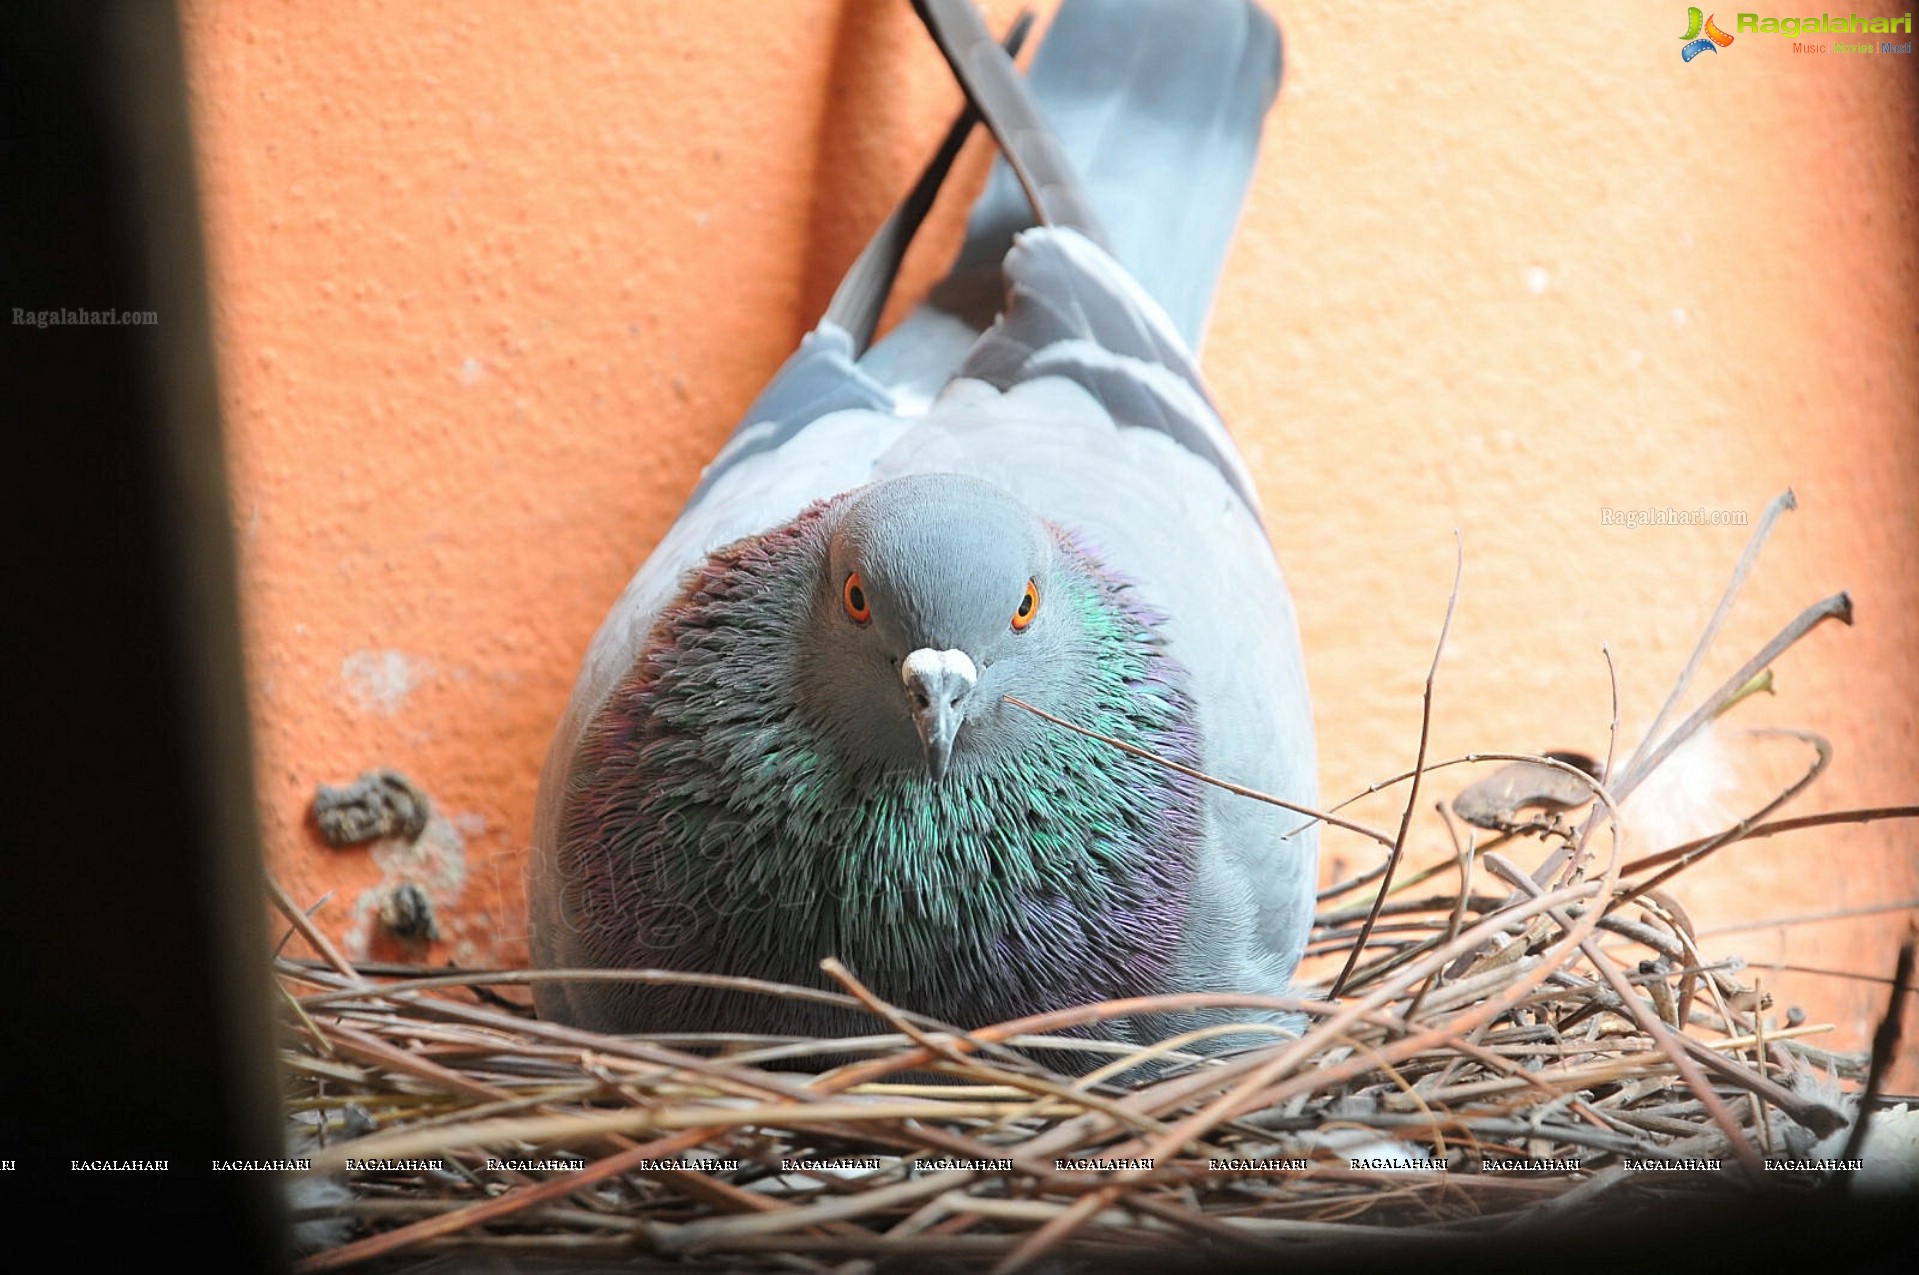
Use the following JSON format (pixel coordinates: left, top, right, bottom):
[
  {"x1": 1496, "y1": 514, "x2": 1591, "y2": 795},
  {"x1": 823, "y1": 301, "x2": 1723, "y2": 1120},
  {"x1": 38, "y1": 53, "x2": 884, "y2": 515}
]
[{"x1": 181, "y1": 2, "x2": 1916, "y2": 1063}]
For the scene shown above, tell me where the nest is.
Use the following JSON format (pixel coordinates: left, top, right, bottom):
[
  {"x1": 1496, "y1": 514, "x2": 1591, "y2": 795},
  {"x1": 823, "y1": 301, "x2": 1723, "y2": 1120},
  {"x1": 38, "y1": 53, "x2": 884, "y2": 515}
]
[{"x1": 277, "y1": 493, "x2": 1911, "y2": 1271}]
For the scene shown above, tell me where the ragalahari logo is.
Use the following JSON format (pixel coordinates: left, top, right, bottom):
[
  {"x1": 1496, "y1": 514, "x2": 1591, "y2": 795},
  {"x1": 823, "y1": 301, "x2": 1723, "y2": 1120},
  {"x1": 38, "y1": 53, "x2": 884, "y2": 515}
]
[{"x1": 1681, "y1": 8, "x2": 1736, "y2": 58}]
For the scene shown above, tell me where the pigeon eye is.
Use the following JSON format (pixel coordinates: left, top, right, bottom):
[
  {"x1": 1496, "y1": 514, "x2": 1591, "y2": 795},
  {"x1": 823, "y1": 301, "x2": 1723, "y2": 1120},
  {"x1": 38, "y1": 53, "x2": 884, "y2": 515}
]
[
  {"x1": 842, "y1": 572, "x2": 872, "y2": 624},
  {"x1": 1011, "y1": 579, "x2": 1040, "y2": 631}
]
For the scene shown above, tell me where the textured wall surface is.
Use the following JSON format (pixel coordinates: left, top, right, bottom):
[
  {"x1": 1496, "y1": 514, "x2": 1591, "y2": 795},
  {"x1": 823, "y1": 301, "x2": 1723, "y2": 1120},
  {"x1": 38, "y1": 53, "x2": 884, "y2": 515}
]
[{"x1": 181, "y1": 2, "x2": 1915, "y2": 1060}]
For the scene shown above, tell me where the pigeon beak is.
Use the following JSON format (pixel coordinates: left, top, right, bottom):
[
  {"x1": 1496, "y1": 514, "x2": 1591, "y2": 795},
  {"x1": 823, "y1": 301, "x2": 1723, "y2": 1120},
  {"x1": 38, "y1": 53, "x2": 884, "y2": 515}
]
[{"x1": 900, "y1": 647, "x2": 978, "y2": 783}]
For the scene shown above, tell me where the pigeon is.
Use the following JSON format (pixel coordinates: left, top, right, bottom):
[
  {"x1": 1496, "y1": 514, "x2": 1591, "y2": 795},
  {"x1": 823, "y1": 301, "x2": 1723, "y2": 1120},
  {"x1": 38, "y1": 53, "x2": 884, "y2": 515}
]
[{"x1": 529, "y1": 0, "x2": 1318, "y2": 1065}]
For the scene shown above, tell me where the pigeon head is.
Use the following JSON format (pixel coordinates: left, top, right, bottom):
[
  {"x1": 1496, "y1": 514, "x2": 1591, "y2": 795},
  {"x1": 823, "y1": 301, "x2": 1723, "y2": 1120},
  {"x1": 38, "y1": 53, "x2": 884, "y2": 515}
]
[{"x1": 809, "y1": 473, "x2": 1058, "y2": 783}]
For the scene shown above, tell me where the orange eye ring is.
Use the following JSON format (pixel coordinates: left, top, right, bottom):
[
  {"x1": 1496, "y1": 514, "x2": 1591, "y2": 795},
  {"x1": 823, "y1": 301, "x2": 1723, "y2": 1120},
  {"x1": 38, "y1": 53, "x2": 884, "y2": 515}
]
[
  {"x1": 1011, "y1": 578, "x2": 1040, "y2": 631},
  {"x1": 842, "y1": 572, "x2": 872, "y2": 624}
]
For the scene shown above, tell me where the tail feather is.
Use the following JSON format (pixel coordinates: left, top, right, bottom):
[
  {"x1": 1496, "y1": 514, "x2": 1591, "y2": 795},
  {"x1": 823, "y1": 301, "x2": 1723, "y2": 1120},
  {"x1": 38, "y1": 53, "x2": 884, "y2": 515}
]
[
  {"x1": 824, "y1": 9, "x2": 1036, "y2": 355},
  {"x1": 744, "y1": 1, "x2": 1280, "y2": 450},
  {"x1": 941, "y1": 0, "x2": 1281, "y2": 350},
  {"x1": 911, "y1": 0, "x2": 1107, "y2": 244}
]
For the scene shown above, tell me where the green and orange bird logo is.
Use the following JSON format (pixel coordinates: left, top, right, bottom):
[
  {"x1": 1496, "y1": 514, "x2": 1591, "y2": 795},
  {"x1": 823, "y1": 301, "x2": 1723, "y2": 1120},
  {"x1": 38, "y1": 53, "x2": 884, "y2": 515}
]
[{"x1": 1681, "y1": 8, "x2": 1735, "y2": 59}]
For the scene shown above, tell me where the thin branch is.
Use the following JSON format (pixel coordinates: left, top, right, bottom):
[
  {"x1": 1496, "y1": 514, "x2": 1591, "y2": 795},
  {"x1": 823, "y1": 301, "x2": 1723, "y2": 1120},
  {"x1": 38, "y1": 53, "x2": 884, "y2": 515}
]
[
  {"x1": 1839, "y1": 936, "x2": 1916, "y2": 1165},
  {"x1": 1001, "y1": 695, "x2": 1393, "y2": 847},
  {"x1": 1611, "y1": 728, "x2": 1833, "y2": 912},
  {"x1": 1615, "y1": 591, "x2": 1853, "y2": 802},
  {"x1": 1623, "y1": 488, "x2": 1797, "y2": 787},
  {"x1": 1621, "y1": 805, "x2": 1919, "y2": 878},
  {"x1": 1332, "y1": 532, "x2": 1465, "y2": 999}
]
